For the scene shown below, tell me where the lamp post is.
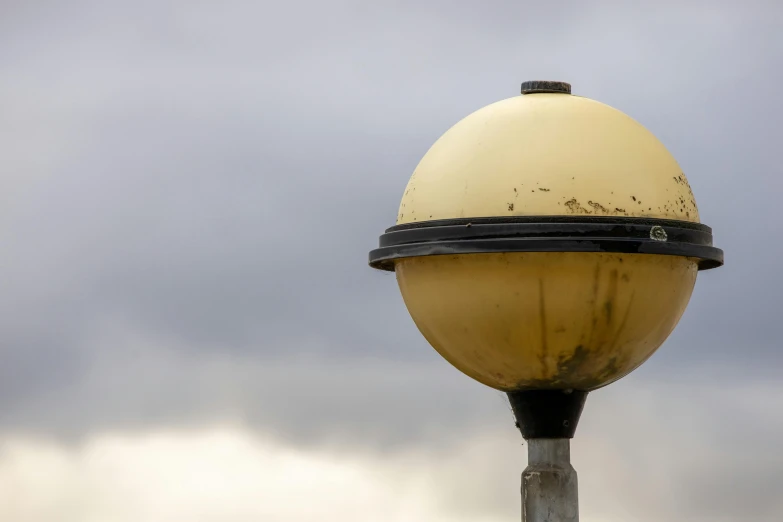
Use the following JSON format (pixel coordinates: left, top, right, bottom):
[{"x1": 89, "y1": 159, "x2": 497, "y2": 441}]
[{"x1": 368, "y1": 80, "x2": 723, "y2": 521}]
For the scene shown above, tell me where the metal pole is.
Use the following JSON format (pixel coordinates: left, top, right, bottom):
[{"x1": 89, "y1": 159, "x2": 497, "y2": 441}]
[{"x1": 522, "y1": 439, "x2": 578, "y2": 522}]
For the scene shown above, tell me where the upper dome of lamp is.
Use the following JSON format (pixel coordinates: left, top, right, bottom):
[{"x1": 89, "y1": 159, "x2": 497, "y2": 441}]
[{"x1": 397, "y1": 81, "x2": 699, "y2": 225}]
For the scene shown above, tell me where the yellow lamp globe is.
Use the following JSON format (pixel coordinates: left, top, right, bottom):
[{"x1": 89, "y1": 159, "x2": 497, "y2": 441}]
[{"x1": 369, "y1": 81, "x2": 722, "y2": 393}]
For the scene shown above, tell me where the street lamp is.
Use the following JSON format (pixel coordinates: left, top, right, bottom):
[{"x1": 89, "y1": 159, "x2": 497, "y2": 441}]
[{"x1": 369, "y1": 80, "x2": 723, "y2": 521}]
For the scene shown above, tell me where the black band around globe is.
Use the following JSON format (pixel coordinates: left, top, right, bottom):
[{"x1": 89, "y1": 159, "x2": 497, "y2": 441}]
[{"x1": 368, "y1": 216, "x2": 724, "y2": 271}]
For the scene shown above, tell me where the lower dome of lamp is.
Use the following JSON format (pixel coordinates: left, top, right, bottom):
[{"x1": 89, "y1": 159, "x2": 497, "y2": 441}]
[{"x1": 395, "y1": 251, "x2": 697, "y2": 391}]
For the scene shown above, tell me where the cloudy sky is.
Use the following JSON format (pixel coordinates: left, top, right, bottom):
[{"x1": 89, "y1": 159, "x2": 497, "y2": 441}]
[{"x1": 0, "y1": 1, "x2": 781, "y2": 521}]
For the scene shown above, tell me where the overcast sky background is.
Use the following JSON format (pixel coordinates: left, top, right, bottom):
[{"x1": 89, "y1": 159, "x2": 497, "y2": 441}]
[{"x1": 0, "y1": 1, "x2": 781, "y2": 521}]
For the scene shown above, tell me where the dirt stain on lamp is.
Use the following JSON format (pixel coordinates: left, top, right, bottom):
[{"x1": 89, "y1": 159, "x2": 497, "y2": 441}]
[{"x1": 369, "y1": 81, "x2": 723, "y2": 521}]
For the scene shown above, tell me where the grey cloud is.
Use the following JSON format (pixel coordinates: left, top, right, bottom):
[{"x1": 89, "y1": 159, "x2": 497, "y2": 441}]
[
  {"x1": 0, "y1": 0, "x2": 781, "y2": 470},
  {"x1": 10, "y1": 340, "x2": 778, "y2": 521}
]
